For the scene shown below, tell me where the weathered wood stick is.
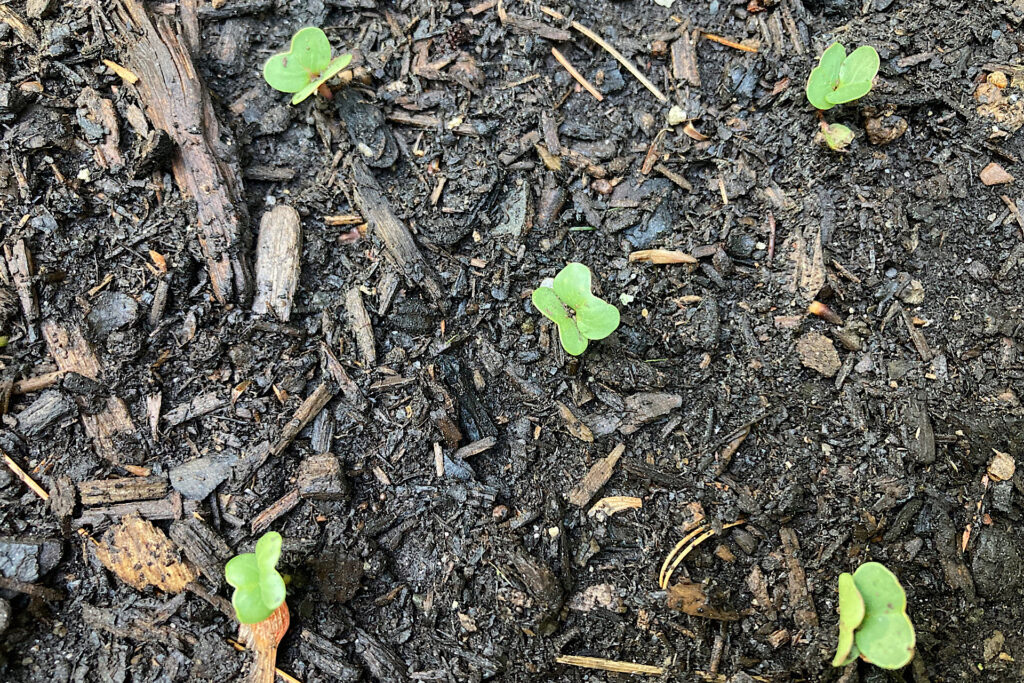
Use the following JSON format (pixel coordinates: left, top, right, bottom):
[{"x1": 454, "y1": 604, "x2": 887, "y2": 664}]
[
  {"x1": 110, "y1": 0, "x2": 253, "y2": 304},
  {"x1": 349, "y1": 159, "x2": 447, "y2": 312},
  {"x1": 252, "y1": 206, "x2": 301, "y2": 322}
]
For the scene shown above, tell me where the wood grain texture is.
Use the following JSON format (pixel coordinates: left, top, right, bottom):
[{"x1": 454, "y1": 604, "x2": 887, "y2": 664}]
[
  {"x1": 110, "y1": 0, "x2": 253, "y2": 304},
  {"x1": 252, "y1": 205, "x2": 302, "y2": 321}
]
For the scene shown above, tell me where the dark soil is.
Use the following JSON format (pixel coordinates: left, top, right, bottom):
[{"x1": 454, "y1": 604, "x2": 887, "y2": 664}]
[{"x1": 2, "y1": 0, "x2": 1024, "y2": 681}]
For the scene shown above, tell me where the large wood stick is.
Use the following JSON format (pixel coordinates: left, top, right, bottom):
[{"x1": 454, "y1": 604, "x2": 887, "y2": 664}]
[
  {"x1": 349, "y1": 159, "x2": 447, "y2": 312},
  {"x1": 110, "y1": 0, "x2": 253, "y2": 304}
]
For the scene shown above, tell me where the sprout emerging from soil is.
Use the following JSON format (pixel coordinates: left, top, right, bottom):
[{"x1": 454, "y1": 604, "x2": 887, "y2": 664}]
[
  {"x1": 225, "y1": 531, "x2": 287, "y2": 624},
  {"x1": 832, "y1": 562, "x2": 916, "y2": 670},
  {"x1": 532, "y1": 263, "x2": 620, "y2": 356},
  {"x1": 819, "y1": 121, "x2": 855, "y2": 151},
  {"x1": 263, "y1": 27, "x2": 352, "y2": 105},
  {"x1": 806, "y1": 42, "x2": 880, "y2": 110}
]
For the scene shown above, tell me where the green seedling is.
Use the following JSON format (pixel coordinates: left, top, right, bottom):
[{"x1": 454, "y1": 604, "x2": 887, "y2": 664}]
[
  {"x1": 820, "y1": 121, "x2": 854, "y2": 151},
  {"x1": 807, "y1": 42, "x2": 880, "y2": 110},
  {"x1": 225, "y1": 531, "x2": 287, "y2": 624},
  {"x1": 532, "y1": 263, "x2": 620, "y2": 356},
  {"x1": 263, "y1": 27, "x2": 352, "y2": 105},
  {"x1": 832, "y1": 562, "x2": 915, "y2": 670}
]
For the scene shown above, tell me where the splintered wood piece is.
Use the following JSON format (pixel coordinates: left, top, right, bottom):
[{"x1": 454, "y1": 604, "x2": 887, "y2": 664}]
[
  {"x1": 271, "y1": 383, "x2": 335, "y2": 457},
  {"x1": 567, "y1": 443, "x2": 625, "y2": 507},
  {"x1": 238, "y1": 602, "x2": 290, "y2": 683},
  {"x1": 6, "y1": 239, "x2": 40, "y2": 341},
  {"x1": 453, "y1": 436, "x2": 497, "y2": 459},
  {"x1": 77, "y1": 87, "x2": 124, "y2": 169},
  {"x1": 42, "y1": 321, "x2": 135, "y2": 464},
  {"x1": 588, "y1": 496, "x2": 642, "y2": 518},
  {"x1": 13, "y1": 369, "x2": 64, "y2": 395},
  {"x1": 250, "y1": 488, "x2": 300, "y2": 534},
  {"x1": 349, "y1": 158, "x2": 446, "y2": 311},
  {"x1": 79, "y1": 476, "x2": 168, "y2": 505},
  {"x1": 297, "y1": 454, "x2": 349, "y2": 501},
  {"x1": 163, "y1": 391, "x2": 226, "y2": 427},
  {"x1": 345, "y1": 287, "x2": 377, "y2": 366},
  {"x1": 555, "y1": 655, "x2": 664, "y2": 676},
  {"x1": 75, "y1": 496, "x2": 182, "y2": 527},
  {"x1": 109, "y1": 0, "x2": 253, "y2": 304},
  {"x1": 0, "y1": 5, "x2": 39, "y2": 47},
  {"x1": 778, "y1": 527, "x2": 818, "y2": 629},
  {"x1": 321, "y1": 342, "x2": 368, "y2": 412},
  {"x1": 556, "y1": 401, "x2": 594, "y2": 443},
  {"x1": 898, "y1": 302, "x2": 933, "y2": 362},
  {"x1": 629, "y1": 249, "x2": 697, "y2": 264},
  {"x1": 666, "y1": 580, "x2": 739, "y2": 621},
  {"x1": 653, "y1": 163, "x2": 694, "y2": 192},
  {"x1": 252, "y1": 205, "x2": 302, "y2": 322},
  {"x1": 672, "y1": 30, "x2": 701, "y2": 86},
  {"x1": 169, "y1": 517, "x2": 232, "y2": 587},
  {"x1": 94, "y1": 513, "x2": 198, "y2": 593}
]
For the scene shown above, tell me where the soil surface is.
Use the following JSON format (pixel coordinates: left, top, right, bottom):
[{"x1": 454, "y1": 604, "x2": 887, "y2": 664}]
[{"x1": 2, "y1": 0, "x2": 1024, "y2": 681}]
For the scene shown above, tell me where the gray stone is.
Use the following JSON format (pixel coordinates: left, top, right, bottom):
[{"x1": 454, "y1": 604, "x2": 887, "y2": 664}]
[
  {"x1": 170, "y1": 454, "x2": 236, "y2": 500},
  {"x1": 972, "y1": 528, "x2": 1022, "y2": 599},
  {"x1": 0, "y1": 537, "x2": 62, "y2": 583},
  {"x1": 86, "y1": 292, "x2": 139, "y2": 339}
]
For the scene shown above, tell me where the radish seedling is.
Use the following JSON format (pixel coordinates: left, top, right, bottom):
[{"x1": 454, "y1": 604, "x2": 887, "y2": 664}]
[
  {"x1": 532, "y1": 263, "x2": 620, "y2": 356},
  {"x1": 832, "y1": 562, "x2": 915, "y2": 670},
  {"x1": 225, "y1": 531, "x2": 287, "y2": 624},
  {"x1": 263, "y1": 27, "x2": 352, "y2": 105},
  {"x1": 806, "y1": 42, "x2": 880, "y2": 110}
]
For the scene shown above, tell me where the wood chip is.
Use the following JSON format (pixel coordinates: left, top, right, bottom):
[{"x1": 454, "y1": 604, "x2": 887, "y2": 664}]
[
  {"x1": 778, "y1": 527, "x2": 818, "y2": 629},
  {"x1": 568, "y1": 443, "x2": 625, "y2": 507},
  {"x1": 453, "y1": 436, "x2": 498, "y2": 459},
  {"x1": 555, "y1": 655, "x2": 663, "y2": 676},
  {"x1": 556, "y1": 401, "x2": 594, "y2": 442},
  {"x1": 79, "y1": 476, "x2": 168, "y2": 505},
  {"x1": 795, "y1": 332, "x2": 841, "y2": 377},
  {"x1": 629, "y1": 249, "x2": 697, "y2": 264},
  {"x1": 252, "y1": 205, "x2": 302, "y2": 322},
  {"x1": 588, "y1": 496, "x2": 642, "y2": 518},
  {"x1": 251, "y1": 488, "x2": 300, "y2": 534},
  {"x1": 6, "y1": 239, "x2": 40, "y2": 342},
  {"x1": 988, "y1": 449, "x2": 1015, "y2": 481},
  {"x1": 94, "y1": 513, "x2": 198, "y2": 593},
  {"x1": 168, "y1": 517, "x2": 232, "y2": 588},
  {"x1": 101, "y1": 58, "x2": 139, "y2": 83},
  {"x1": 346, "y1": 287, "x2": 376, "y2": 366},
  {"x1": 271, "y1": 383, "x2": 335, "y2": 457},
  {"x1": 672, "y1": 30, "x2": 701, "y2": 86},
  {"x1": 980, "y1": 162, "x2": 1014, "y2": 186},
  {"x1": 42, "y1": 322, "x2": 135, "y2": 464},
  {"x1": 297, "y1": 454, "x2": 349, "y2": 501}
]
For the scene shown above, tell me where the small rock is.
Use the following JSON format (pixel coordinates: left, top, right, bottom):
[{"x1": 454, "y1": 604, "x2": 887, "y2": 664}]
[
  {"x1": 86, "y1": 291, "x2": 139, "y2": 339},
  {"x1": 796, "y1": 332, "x2": 841, "y2": 377},
  {"x1": 980, "y1": 162, "x2": 1014, "y2": 186},
  {"x1": 984, "y1": 630, "x2": 1005, "y2": 661},
  {"x1": 898, "y1": 279, "x2": 925, "y2": 305},
  {"x1": 667, "y1": 105, "x2": 687, "y2": 126},
  {"x1": 0, "y1": 537, "x2": 62, "y2": 583},
  {"x1": 169, "y1": 454, "x2": 235, "y2": 500},
  {"x1": 988, "y1": 71, "x2": 1008, "y2": 89},
  {"x1": 988, "y1": 449, "x2": 1015, "y2": 482}
]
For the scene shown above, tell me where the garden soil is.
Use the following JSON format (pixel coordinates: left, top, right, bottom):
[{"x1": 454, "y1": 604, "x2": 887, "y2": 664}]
[{"x1": 2, "y1": 0, "x2": 1024, "y2": 681}]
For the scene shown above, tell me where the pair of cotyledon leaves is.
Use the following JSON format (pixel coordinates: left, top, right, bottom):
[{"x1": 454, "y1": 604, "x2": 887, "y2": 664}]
[
  {"x1": 532, "y1": 263, "x2": 620, "y2": 356},
  {"x1": 833, "y1": 562, "x2": 916, "y2": 670},
  {"x1": 806, "y1": 42, "x2": 880, "y2": 110},
  {"x1": 263, "y1": 27, "x2": 352, "y2": 105},
  {"x1": 225, "y1": 531, "x2": 286, "y2": 624}
]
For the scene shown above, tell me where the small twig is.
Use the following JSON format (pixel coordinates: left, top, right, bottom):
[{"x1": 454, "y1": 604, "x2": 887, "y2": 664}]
[
  {"x1": 13, "y1": 370, "x2": 64, "y2": 395},
  {"x1": 541, "y1": 6, "x2": 667, "y2": 102},
  {"x1": 550, "y1": 47, "x2": 603, "y2": 101},
  {"x1": 702, "y1": 32, "x2": 758, "y2": 53},
  {"x1": 767, "y1": 211, "x2": 776, "y2": 263},
  {"x1": 555, "y1": 655, "x2": 664, "y2": 676},
  {"x1": 2, "y1": 451, "x2": 49, "y2": 501}
]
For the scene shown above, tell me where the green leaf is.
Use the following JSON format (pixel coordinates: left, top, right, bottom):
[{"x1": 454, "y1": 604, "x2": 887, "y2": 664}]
[
  {"x1": 263, "y1": 27, "x2": 334, "y2": 96},
  {"x1": 832, "y1": 572, "x2": 866, "y2": 667},
  {"x1": 233, "y1": 585, "x2": 274, "y2": 624},
  {"x1": 225, "y1": 554, "x2": 259, "y2": 589},
  {"x1": 839, "y1": 45, "x2": 880, "y2": 87},
  {"x1": 806, "y1": 42, "x2": 845, "y2": 110},
  {"x1": 852, "y1": 562, "x2": 916, "y2": 670},
  {"x1": 576, "y1": 298, "x2": 620, "y2": 341},
  {"x1": 293, "y1": 53, "x2": 353, "y2": 104},
  {"x1": 552, "y1": 262, "x2": 593, "y2": 310},
  {"x1": 225, "y1": 531, "x2": 287, "y2": 624},
  {"x1": 255, "y1": 531, "x2": 282, "y2": 573},
  {"x1": 826, "y1": 81, "x2": 873, "y2": 105},
  {"x1": 532, "y1": 287, "x2": 588, "y2": 356},
  {"x1": 821, "y1": 122, "x2": 854, "y2": 151}
]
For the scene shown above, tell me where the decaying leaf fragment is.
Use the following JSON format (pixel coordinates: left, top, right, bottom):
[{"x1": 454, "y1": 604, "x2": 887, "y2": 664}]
[
  {"x1": 94, "y1": 513, "x2": 198, "y2": 592},
  {"x1": 666, "y1": 579, "x2": 739, "y2": 620}
]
